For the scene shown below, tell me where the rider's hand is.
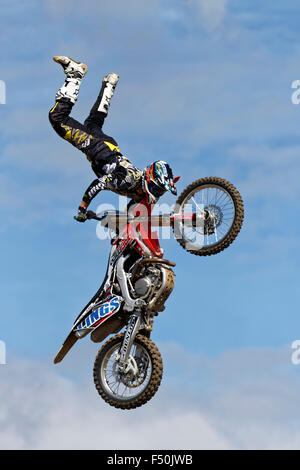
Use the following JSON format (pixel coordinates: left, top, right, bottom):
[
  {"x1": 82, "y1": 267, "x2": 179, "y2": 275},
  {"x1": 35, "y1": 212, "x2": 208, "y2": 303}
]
[{"x1": 74, "y1": 206, "x2": 87, "y2": 223}]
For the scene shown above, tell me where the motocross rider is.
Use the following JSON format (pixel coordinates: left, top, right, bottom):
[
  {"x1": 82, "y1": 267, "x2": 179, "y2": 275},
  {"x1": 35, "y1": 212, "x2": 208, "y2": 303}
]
[{"x1": 49, "y1": 56, "x2": 179, "y2": 221}]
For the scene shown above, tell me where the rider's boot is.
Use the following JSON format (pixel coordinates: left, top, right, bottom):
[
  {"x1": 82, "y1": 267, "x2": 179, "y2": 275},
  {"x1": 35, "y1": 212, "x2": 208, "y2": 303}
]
[
  {"x1": 97, "y1": 73, "x2": 119, "y2": 114},
  {"x1": 53, "y1": 56, "x2": 88, "y2": 105}
]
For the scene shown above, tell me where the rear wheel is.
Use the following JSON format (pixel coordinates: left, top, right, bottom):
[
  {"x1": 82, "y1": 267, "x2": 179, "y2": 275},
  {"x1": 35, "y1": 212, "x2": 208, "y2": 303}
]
[
  {"x1": 93, "y1": 333, "x2": 163, "y2": 409},
  {"x1": 173, "y1": 177, "x2": 244, "y2": 256}
]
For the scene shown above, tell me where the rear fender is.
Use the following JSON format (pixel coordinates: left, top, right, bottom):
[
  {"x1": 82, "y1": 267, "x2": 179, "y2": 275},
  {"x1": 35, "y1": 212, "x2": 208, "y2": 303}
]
[{"x1": 53, "y1": 295, "x2": 123, "y2": 364}]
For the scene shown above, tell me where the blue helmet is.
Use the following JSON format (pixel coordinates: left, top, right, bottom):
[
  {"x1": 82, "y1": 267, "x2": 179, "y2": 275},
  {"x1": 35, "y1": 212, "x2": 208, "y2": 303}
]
[{"x1": 143, "y1": 161, "x2": 179, "y2": 203}]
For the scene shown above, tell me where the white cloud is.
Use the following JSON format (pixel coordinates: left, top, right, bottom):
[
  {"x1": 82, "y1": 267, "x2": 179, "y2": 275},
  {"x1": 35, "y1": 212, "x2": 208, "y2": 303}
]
[
  {"x1": 227, "y1": 143, "x2": 300, "y2": 200},
  {"x1": 191, "y1": 0, "x2": 228, "y2": 30},
  {"x1": 0, "y1": 344, "x2": 299, "y2": 450},
  {"x1": 0, "y1": 356, "x2": 229, "y2": 450}
]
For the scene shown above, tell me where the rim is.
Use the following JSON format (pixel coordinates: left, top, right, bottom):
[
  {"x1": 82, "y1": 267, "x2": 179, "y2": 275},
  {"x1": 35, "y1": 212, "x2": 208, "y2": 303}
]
[
  {"x1": 177, "y1": 184, "x2": 236, "y2": 251},
  {"x1": 99, "y1": 341, "x2": 152, "y2": 401}
]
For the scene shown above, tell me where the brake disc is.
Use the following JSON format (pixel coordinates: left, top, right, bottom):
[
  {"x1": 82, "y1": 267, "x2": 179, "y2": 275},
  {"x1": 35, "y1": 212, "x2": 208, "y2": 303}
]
[
  {"x1": 113, "y1": 355, "x2": 148, "y2": 388},
  {"x1": 204, "y1": 204, "x2": 223, "y2": 234}
]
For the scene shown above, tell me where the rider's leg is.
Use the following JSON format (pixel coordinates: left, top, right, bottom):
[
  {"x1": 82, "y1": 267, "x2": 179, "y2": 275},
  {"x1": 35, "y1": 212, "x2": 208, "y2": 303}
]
[
  {"x1": 84, "y1": 73, "x2": 119, "y2": 140},
  {"x1": 52, "y1": 56, "x2": 87, "y2": 105},
  {"x1": 49, "y1": 100, "x2": 89, "y2": 140},
  {"x1": 49, "y1": 56, "x2": 94, "y2": 152}
]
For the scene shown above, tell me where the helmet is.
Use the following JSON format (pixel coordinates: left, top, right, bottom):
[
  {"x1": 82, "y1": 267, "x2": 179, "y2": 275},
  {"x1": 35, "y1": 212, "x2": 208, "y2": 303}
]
[{"x1": 143, "y1": 161, "x2": 180, "y2": 204}]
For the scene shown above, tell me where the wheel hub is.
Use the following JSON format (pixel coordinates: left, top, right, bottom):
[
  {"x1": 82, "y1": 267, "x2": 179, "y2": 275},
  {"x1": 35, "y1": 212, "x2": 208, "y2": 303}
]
[
  {"x1": 113, "y1": 353, "x2": 148, "y2": 388},
  {"x1": 204, "y1": 204, "x2": 223, "y2": 235}
]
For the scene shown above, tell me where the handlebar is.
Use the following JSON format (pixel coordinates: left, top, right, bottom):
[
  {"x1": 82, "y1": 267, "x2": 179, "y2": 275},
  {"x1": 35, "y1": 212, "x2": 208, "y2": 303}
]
[
  {"x1": 86, "y1": 210, "x2": 104, "y2": 221},
  {"x1": 85, "y1": 210, "x2": 204, "y2": 228}
]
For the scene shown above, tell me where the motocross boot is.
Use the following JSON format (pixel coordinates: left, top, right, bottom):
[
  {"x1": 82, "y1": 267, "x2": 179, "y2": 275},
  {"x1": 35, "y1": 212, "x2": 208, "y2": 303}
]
[
  {"x1": 97, "y1": 73, "x2": 119, "y2": 114},
  {"x1": 53, "y1": 56, "x2": 88, "y2": 104},
  {"x1": 53, "y1": 56, "x2": 88, "y2": 78}
]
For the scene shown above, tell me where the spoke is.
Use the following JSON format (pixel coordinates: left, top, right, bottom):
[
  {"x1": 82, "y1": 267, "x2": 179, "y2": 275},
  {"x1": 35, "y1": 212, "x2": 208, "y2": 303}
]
[
  {"x1": 221, "y1": 206, "x2": 234, "y2": 211},
  {"x1": 107, "y1": 372, "x2": 115, "y2": 379},
  {"x1": 111, "y1": 382, "x2": 119, "y2": 394},
  {"x1": 102, "y1": 343, "x2": 152, "y2": 401},
  {"x1": 221, "y1": 220, "x2": 231, "y2": 228},
  {"x1": 214, "y1": 221, "x2": 218, "y2": 242},
  {"x1": 218, "y1": 202, "x2": 233, "y2": 210},
  {"x1": 121, "y1": 384, "x2": 128, "y2": 397},
  {"x1": 215, "y1": 228, "x2": 227, "y2": 238},
  {"x1": 116, "y1": 381, "x2": 121, "y2": 396},
  {"x1": 214, "y1": 191, "x2": 228, "y2": 206},
  {"x1": 110, "y1": 377, "x2": 118, "y2": 385},
  {"x1": 191, "y1": 196, "x2": 203, "y2": 213}
]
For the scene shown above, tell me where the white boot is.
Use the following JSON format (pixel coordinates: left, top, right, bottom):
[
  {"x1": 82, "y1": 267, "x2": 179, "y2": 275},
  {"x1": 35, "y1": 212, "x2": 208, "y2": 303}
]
[
  {"x1": 97, "y1": 73, "x2": 119, "y2": 114},
  {"x1": 55, "y1": 77, "x2": 82, "y2": 104},
  {"x1": 53, "y1": 56, "x2": 88, "y2": 79},
  {"x1": 53, "y1": 56, "x2": 88, "y2": 104}
]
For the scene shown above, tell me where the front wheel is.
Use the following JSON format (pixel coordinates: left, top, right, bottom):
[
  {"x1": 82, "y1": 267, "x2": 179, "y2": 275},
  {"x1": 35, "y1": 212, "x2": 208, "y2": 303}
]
[
  {"x1": 93, "y1": 333, "x2": 163, "y2": 409},
  {"x1": 173, "y1": 177, "x2": 244, "y2": 256}
]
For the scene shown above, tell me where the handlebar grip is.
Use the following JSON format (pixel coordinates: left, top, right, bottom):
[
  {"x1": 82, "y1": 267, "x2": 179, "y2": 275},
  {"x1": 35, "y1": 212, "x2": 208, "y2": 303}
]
[
  {"x1": 86, "y1": 210, "x2": 98, "y2": 220},
  {"x1": 86, "y1": 210, "x2": 107, "y2": 222}
]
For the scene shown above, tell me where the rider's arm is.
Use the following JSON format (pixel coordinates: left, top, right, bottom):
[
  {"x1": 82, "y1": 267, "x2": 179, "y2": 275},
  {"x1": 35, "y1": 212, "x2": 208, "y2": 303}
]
[
  {"x1": 82, "y1": 178, "x2": 107, "y2": 206},
  {"x1": 75, "y1": 177, "x2": 107, "y2": 222}
]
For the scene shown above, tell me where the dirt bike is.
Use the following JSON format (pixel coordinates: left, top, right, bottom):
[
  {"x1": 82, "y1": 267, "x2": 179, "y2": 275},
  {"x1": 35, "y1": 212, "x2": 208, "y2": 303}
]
[{"x1": 54, "y1": 177, "x2": 244, "y2": 409}]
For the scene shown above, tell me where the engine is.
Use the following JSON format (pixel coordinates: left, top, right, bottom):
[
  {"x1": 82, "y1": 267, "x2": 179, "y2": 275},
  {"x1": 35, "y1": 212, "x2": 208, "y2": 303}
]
[
  {"x1": 133, "y1": 265, "x2": 162, "y2": 300},
  {"x1": 132, "y1": 263, "x2": 175, "y2": 313}
]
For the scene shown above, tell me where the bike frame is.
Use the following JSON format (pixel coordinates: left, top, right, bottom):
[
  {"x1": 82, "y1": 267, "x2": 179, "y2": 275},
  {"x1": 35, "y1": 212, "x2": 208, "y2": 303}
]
[{"x1": 54, "y1": 198, "x2": 204, "y2": 364}]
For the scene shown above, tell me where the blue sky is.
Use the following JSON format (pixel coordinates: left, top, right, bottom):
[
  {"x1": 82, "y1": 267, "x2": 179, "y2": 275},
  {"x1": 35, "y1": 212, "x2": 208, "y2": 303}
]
[{"x1": 1, "y1": 0, "x2": 300, "y2": 449}]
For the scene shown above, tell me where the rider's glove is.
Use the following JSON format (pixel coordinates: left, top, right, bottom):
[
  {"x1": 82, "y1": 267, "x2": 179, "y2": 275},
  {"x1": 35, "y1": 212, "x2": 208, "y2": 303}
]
[{"x1": 74, "y1": 206, "x2": 87, "y2": 223}]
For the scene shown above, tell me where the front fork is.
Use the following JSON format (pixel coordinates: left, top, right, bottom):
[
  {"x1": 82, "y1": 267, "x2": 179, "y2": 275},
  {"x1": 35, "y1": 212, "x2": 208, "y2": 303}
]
[{"x1": 116, "y1": 312, "x2": 142, "y2": 373}]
